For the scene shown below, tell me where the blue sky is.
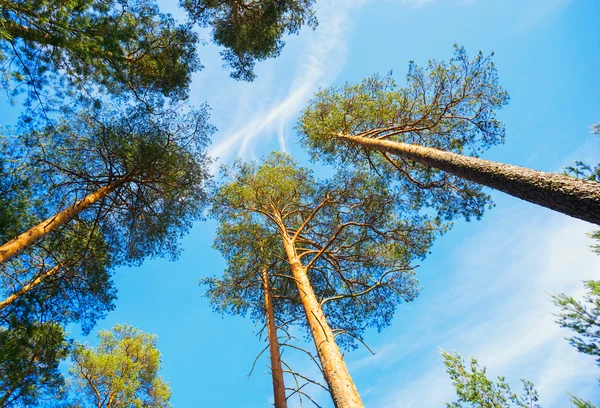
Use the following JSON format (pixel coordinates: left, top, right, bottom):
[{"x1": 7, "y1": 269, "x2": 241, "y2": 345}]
[{"x1": 6, "y1": 0, "x2": 600, "y2": 406}]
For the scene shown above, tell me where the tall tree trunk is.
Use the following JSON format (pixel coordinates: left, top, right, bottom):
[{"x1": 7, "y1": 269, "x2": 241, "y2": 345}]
[
  {"x1": 341, "y1": 134, "x2": 600, "y2": 225},
  {"x1": 0, "y1": 178, "x2": 126, "y2": 265},
  {"x1": 262, "y1": 265, "x2": 288, "y2": 408},
  {"x1": 281, "y1": 236, "x2": 364, "y2": 408},
  {"x1": 0, "y1": 265, "x2": 61, "y2": 311}
]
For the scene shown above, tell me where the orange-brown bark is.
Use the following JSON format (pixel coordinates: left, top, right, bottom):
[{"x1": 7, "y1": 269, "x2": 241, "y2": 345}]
[
  {"x1": 0, "y1": 265, "x2": 61, "y2": 310},
  {"x1": 0, "y1": 178, "x2": 126, "y2": 265},
  {"x1": 281, "y1": 236, "x2": 364, "y2": 408},
  {"x1": 262, "y1": 265, "x2": 288, "y2": 408},
  {"x1": 341, "y1": 134, "x2": 600, "y2": 225}
]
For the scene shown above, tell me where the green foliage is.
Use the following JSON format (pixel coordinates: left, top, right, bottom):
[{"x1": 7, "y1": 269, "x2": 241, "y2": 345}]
[
  {"x1": 591, "y1": 231, "x2": 600, "y2": 255},
  {"x1": 552, "y1": 282, "x2": 600, "y2": 367},
  {"x1": 0, "y1": 134, "x2": 116, "y2": 332},
  {"x1": 0, "y1": 220, "x2": 116, "y2": 334},
  {"x1": 68, "y1": 324, "x2": 171, "y2": 408},
  {"x1": 211, "y1": 152, "x2": 442, "y2": 349},
  {"x1": 564, "y1": 161, "x2": 600, "y2": 183},
  {"x1": 570, "y1": 395, "x2": 598, "y2": 408},
  {"x1": 0, "y1": 102, "x2": 212, "y2": 335},
  {"x1": 442, "y1": 350, "x2": 541, "y2": 408},
  {"x1": 564, "y1": 123, "x2": 600, "y2": 252},
  {"x1": 585, "y1": 280, "x2": 600, "y2": 296},
  {"x1": 0, "y1": 149, "x2": 33, "y2": 242},
  {"x1": 181, "y1": 0, "x2": 316, "y2": 80},
  {"x1": 19, "y1": 102, "x2": 213, "y2": 264},
  {"x1": 0, "y1": 0, "x2": 201, "y2": 109},
  {"x1": 299, "y1": 46, "x2": 509, "y2": 222},
  {"x1": 0, "y1": 321, "x2": 70, "y2": 407},
  {"x1": 202, "y1": 219, "x2": 302, "y2": 324}
]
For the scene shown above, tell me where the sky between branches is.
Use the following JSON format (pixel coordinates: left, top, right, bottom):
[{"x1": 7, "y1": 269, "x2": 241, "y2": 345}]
[{"x1": 1, "y1": 0, "x2": 598, "y2": 406}]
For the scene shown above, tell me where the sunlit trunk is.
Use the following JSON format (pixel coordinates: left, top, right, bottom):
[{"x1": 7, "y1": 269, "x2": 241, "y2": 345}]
[
  {"x1": 281, "y1": 236, "x2": 364, "y2": 408},
  {"x1": 341, "y1": 134, "x2": 600, "y2": 225},
  {"x1": 0, "y1": 265, "x2": 61, "y2": 310},
  {"x1": 0, "y1": 178, "x2": 126, "y2": 265}
]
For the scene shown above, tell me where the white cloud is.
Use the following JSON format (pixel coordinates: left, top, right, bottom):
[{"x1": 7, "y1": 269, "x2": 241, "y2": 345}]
[{"x1": 207, "y1": 0, "x2": 365, "y2": 169}]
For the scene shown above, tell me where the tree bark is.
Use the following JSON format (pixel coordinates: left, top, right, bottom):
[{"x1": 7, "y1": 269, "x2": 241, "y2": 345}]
[
  {"x1": 0, "y1": 265, "x2": 61, "y2": 311},
  {"x1": 341, "y1": 134, "x2": 600, "y2": 225},
  {"x1": 262, "y1": 265, "x2": 288, "y2": 408},
  {"x1": 281, "y1": 236, "x2": 364, "y2": 408},
  {"x1": 0, "y1": 179, "x2": 126, "y2": 265}
]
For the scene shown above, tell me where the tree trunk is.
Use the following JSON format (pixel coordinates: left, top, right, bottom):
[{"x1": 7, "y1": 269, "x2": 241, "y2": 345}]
[
  {"x1": 341, "y1": 134, "x2": 600, "y2": 225},
  {"x1": 281, "y1": 237, "x2": 364, "y2": 408},
  {"x1": 0, "y1": 265, "x2": 61, "y2": 311},
  {"x1": 0, "y1": 179, "x2": 126, "y2": 265},
  {"x1": 262, "y1": 265, "x2": 288, "y2": 408}
]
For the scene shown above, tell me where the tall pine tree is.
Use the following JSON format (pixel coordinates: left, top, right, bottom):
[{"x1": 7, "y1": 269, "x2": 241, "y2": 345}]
[
  {"x1": 212, "y1": 152, "x2": 439, "y2": 407},
  {"x1": 299, "y1": 46, "x2": 600, "y2": 225}
]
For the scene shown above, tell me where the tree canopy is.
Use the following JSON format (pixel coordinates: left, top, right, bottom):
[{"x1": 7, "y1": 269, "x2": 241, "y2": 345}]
[
  {"x1": 203, "y1": 219, "x2": 301, "y2": 326},
  {"x1": 210, "y1": 152, "x2": 442, "y2": 406},
  {"x1": 2, "y1": 102, "x2": 213, "y2": 264},
  {"x1": 212, "y1": 152, "x2": 438, "y2": 349},
  {"x1": 553, "y1": 281, "x2": 600, "y2": 368},
  {"x1": 299, "y1": 46, "x2": 509, "y2": 222},
  {"x1": 181, "y1": 0, "x2": 316, "y2": 81},
  {"x1": 0, "y1": 102, "x2": 212, "y2": 336},
  {"x1": 442, "y1": 350, "x2": 541, "y2": 408},
  {"x1": 0, "y1": 321, "x2": 69, "y2": 407},
  {"x1": 67, "y1": 324, "x2": 171, "y2": 408},
  {"x1": 0, "y1": 0, "x2": 201, "y2": 112}
]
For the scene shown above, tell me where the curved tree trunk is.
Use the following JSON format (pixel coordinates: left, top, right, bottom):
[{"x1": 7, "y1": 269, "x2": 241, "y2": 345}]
[
  {"x1": 0, "y1": 178, "x2": 126, "y2": 265},
  {"x1": 341, "y1": 134, "x2": 600, "y2": 225},
  {"x1": 281, "y1": 237, "x2": 364, "y2": 408},
  {"x1": 0, "y1": 265, "x2": 61, "y2": 311}
]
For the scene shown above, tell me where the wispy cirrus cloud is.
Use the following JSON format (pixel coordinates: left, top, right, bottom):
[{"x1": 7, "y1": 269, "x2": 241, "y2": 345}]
[{"x1": 207, "y1": 0, "x2": 365, "y2": 169}]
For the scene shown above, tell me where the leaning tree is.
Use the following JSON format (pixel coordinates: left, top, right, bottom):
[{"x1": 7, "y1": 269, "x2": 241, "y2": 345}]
[
  {"x1": 299, "y1": 46, "x2": 600, "y2": 226},
  {"x1": 0, "y1": 102, "x2": 212, "y2": 265},
  {"x1": 212, "y1": 152, "x2": 440, "y2": 407},
  {"x1": 0, "y1": 102, "x2": 212, "y2": 335},
  {"x1": 0, "y1": 136, "x2": 115, "y2": 333}
]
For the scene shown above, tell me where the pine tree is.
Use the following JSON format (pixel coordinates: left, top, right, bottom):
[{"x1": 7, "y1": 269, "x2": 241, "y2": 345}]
[
  {"x1": 0, "y1": 320, "x2": 69, "y2": 407},
  {"x1": 299, "y1": 46, "x2": 600, "y2": 225},
  {"x1": 212, "y1": 152, "x2": 440, "y2": 407},
  {"x1": 203, "y1": 221, "x2": 295, "y2": 407},
  {"x1": 442, "y1": 350, "x2": 541, "y2": 408},
  {"x1": 0, "y1": 0, "x2": 201, "y2": 112},
  {"x1": 67, "y1": 325, "x2": 171, "y2": 408},
  {"x1": 0, "y1": 103, "x2": 212, "y2": 334},
  {"x1": 181, "y1": 0, "x2": 316, "y2": 81},
  {"x1": 0, "y1": 103, "x2": 212, "y2": 266}
]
